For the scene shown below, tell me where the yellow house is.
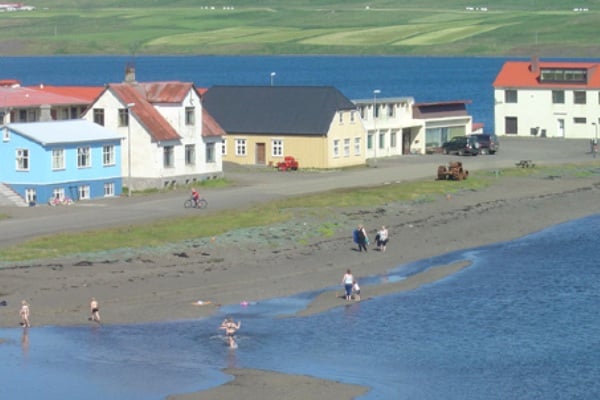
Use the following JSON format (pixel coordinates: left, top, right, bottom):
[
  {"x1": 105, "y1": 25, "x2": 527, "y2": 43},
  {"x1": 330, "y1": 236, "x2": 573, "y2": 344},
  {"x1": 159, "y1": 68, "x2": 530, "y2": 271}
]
[{"x1": 202, "y1": 86, "x2": 366, "y2": 169}]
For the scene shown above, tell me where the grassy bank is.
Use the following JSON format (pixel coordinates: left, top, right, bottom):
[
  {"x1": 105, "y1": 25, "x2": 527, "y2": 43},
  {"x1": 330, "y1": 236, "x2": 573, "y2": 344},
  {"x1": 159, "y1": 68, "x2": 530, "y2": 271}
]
[
  {"x1": 0, "y1": 173, "x2": 490, "y2": 262},
  {"x1": 5, "y1": 1, "x2": 599, "y2": 56}
]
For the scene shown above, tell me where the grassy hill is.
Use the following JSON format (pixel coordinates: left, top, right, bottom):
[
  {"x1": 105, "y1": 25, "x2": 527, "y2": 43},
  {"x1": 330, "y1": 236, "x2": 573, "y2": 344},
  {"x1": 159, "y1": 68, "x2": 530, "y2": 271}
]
[{"x1": 3, "y1": 0, "x2": 599, "y2": 56}]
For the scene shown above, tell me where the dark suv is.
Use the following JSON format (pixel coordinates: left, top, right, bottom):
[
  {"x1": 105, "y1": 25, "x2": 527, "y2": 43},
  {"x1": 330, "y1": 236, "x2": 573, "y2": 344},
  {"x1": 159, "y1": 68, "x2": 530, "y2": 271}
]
[{"x1": 441, "y1": 134, "x2": 499, "y2": 156}]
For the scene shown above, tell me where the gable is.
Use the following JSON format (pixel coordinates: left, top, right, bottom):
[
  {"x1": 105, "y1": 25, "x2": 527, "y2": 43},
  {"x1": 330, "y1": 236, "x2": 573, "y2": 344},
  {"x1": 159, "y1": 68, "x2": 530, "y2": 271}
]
[{"x1": 203, "y1": 86, "x2": 356, "y2": 136}]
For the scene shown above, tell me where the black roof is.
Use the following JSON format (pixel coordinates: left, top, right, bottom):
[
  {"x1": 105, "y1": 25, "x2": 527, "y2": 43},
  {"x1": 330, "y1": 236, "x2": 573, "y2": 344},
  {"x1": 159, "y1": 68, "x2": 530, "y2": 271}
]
[{"x1": 202, "y1": 86, "x2": 356, "y2": 136}]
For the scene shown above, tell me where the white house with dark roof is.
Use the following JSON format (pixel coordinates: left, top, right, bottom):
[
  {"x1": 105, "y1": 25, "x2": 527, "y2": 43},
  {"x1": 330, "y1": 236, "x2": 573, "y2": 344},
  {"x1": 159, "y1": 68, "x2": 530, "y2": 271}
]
[
  {"x1": 203, "y1": 85, "x2": 365, "y2": 169},
  {"x1": 0, "y1": 119, "x2": 123, "y2": 205},
  {"x1": 494, "y1": 57, "x2": 600, "y2": 138},
  {"x1": 82, "y1": 68, "x2": 225, "y2": 190}
]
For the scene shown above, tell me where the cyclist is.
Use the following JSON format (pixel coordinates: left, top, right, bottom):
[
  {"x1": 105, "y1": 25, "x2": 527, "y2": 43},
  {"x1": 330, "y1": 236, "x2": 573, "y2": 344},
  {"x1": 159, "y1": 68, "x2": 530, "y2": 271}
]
[{"x1": 191, "y1": 188, "x2": 200, "y2": 206}]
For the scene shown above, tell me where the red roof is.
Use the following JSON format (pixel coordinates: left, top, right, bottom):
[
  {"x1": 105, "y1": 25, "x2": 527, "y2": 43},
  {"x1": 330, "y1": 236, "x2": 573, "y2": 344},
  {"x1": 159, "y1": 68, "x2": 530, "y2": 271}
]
[
  {"x1": 0, "y1": 86, "x2": 93, "y2": 108},
  {"x1": 108, "y1": 83, "x2": 182, "y2": 142},
  {"x1": 493, "y1": 60, "x2": 600, "y2": 89},
  {"x1": 28, "y1": 85, "x2": 104, "y2": 102}
]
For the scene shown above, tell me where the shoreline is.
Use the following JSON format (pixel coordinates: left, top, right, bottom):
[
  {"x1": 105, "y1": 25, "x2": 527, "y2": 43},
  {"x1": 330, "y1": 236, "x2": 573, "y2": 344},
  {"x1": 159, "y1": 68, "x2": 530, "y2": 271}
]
[{"x1": 1, "y1": 173, "x2": 600, "y2": 400}]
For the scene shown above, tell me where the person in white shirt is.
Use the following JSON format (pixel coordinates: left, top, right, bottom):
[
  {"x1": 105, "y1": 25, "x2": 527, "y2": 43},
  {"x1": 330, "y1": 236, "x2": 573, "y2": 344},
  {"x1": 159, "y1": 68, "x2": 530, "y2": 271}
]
[
  {"x1": 376, "y1": 226, "x2": 389, "y2": 252},
  {"x1": 342, "y1": 269, "x2": 355, "y2": 301}
]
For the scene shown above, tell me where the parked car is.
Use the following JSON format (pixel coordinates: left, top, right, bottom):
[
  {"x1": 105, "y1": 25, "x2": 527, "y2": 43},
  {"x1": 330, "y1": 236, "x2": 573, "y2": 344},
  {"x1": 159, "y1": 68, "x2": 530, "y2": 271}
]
[
  {"x1": 441, "y1": 136, "x2": 478, "y2": 156},
  {"x1": 441, "y1": 134, "x2": 499, "y2": 156},
  {"x1": 470, "y1": 133, "x2": 499, "y2": 155}
]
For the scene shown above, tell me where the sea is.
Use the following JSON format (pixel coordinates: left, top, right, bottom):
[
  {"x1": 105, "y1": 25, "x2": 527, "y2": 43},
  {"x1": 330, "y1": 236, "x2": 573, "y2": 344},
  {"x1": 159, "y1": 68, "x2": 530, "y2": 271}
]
[{"x1": 1, "y1": 55, "x2": 600, "y2": 399}]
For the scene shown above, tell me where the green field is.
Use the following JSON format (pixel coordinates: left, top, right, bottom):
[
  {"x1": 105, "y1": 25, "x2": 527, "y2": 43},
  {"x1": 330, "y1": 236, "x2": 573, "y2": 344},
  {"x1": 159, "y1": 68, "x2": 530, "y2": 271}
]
[{"x1": 3, "y1": 0, "x2": 599, "y2": 56}]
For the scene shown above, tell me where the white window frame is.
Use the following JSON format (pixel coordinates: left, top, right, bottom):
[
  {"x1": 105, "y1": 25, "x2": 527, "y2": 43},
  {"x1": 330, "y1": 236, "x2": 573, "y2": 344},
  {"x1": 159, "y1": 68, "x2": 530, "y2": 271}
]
[
  {"x1": 333, "y1": 139, "x2": 340, "y2": 158},
  {"x1": 103, "y1": 145, "x2": 115, "y2": 166},
  {"x1": 78, "y1": 185, "x2": 90, "y2": 200},
  {"x1": 206, "y1": 143, "x2": 215, "y2": 163},
  {"x1": 52, "y1": 148, "x2": 65, "y2": 170},
  {"x1": 272, "y1": 139, "x2": 283, "y2": 157},
  {"x1": 52, "y1": 187, "x2": 65, "y2": 201},
  {"x1": 185, "y1": 144, "x2": 196, "y2": 165},
  {"x1": 343, "y1": 138, "x2": 350, "y2": 157},
  {"x1": 25, "y1": 188, "x2": 36, "y2": 204},
  {"x1": 3, "y1": 127, "x2": 9, "y2": 141},
  {"x1": 163, "y1": 146, "x2": 174, "y2": 168},
  {"x1": 354, "y1": 137, "x2": 361, "y2": 155},
  {"x1": 103, "y1": 182, "x2": 115, "y2": 197},
  {"x1": 185, "y1": 107, "x2": 195, "y2": 125},
  {"x1": 77, "y1": 146, "x2": 91, "y2": 168},
  {"x1": 222, "y1": 138, "x2": 227, "y2": 156},
  {"x1": 16, "y1": 148, "x2": 29, "y2": 171},
  {"x1": 235, "y1": 139, "x2": 247, "y2": 156}
]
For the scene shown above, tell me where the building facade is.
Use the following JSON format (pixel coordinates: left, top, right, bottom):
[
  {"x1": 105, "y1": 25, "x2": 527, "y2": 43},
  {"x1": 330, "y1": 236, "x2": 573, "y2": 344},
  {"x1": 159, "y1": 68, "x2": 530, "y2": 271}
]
[
  {"x1": 0, "y1": 120, "x2": 123, "y2": 204},
  {"x1": 494, "y1": 58, "x2": 600, "y2": 139}
]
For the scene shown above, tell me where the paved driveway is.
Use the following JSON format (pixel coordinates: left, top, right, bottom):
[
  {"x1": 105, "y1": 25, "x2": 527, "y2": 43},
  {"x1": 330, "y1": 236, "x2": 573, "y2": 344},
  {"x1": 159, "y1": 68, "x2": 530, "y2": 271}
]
[{"x1": 0, "y1": 137, "x2": 593, "y2": 247}]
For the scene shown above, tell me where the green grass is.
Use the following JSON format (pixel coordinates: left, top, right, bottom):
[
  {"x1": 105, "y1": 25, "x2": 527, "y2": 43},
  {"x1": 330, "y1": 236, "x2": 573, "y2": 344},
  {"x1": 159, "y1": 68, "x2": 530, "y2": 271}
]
[{"x1": 4, "y1": 1, "x2": 600, "y2": 55}]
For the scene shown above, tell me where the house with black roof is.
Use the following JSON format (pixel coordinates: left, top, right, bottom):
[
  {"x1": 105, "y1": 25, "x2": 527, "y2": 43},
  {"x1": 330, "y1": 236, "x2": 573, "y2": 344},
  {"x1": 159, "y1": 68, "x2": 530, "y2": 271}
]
[{"x1": 202, "y1": 86, "x2": 366, "y2": 169}]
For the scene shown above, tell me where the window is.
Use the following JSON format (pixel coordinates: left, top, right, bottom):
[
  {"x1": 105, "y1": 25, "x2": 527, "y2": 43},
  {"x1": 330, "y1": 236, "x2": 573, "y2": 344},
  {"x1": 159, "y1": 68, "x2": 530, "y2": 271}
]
[
  {"x1": 185, "y1": 144, "x2": 196, "y2": 165},
  {"x1": 235, "y1": 139, "x2": 247, "y2": 156},
  {"x1": 373, "y1": 104, "x2": 379, "y2": 118},
  {"x1": 118, "y1": 108, "x2": 128, "y2": 127},
  {"x1": 163, "y1": 146, "x2": 174, "y2": 168},
  {"x1": 221, "y1": 138, "x2": 227, "y2": 156},
  {"x1": 78, "y1": 185, "x2": 90, "y2": 200},
  {"x1": 3, "y1": 127, "x2": 9, "y2": 141},
  {"x1": 540, "y1": 68, "x2": 587, "y2": 83},
  {"x1": 367, "y1": 132, "x2": 374, "y2": 150},
  {"x1": 574, "y1": 91, "x2": 586, "y2": 104},
  {"x1": 360, "y1": 106, "x2": 366, "y2": 120},
  {"x1": 338, "y1": 112, "x2": 343, "y2": 123},
  {"x1": 354, "y1": 137, "x2": 361, "y2": 155},
  {"x1": 379, "y1": 132, "x2": 385, "y2": 149},
  {"x1": 505, "y1": 90, "x2": 518, "y2": 103},
  {"x1": 93, "y1": 108, "x2": 105, "y2": 126},
  {"x1": 185, "y1": 107, "x2": 195, "y2": 125},
  {"x1": 206, "y1": 143, "x2": 215, "y2": 163},
  {"x1": 52, "y1": 187, "x2": 65, "y2": 201},
  {"x1": 505, "y1": 117, "x2": 518, "y2": 134},
  {"x1": 388, "y1": 104, "x2": 394, "y2": 117},
  {"x1": 25, "y1": 188, "x2": 36, "y2": 204},
  {"x1": 272, "y1": 139, "x2": 283, "y2": 157},
  {"x1": 77, "y1": 147, "x2": 91, "y2": 168},
  {"x1": 19, "y1": 109, "x2": 26, "y2": 122},
  {"x1": 16, "y1": 148, "x2": 29, "y2": 170},
  {"x1": 390, "y1": 131, "x2": 397, "y2": 148},
  {"x1": 52, "y1": 148, "x2": 65, "y2": 170},
  {"x1": 573, "y1": 117, "x2": 587, "y2": 124},
  {"x1": 350, "y1": 110, "x2": 355, "y2": 123},
  {"x1": 103, "y1": 182, "x2": 115, "y2": 197},
  {"x1": 343, "y1": 138, "x2": 350, "y2": 157},
  {"x1": 552, "y1": 90, "x2": 565, "y2": 104},
  {"x1": 333, "y1": 139, "x2": 340, "y2": 158},
  {"x1": 103, "y1": 145, "x2": 115, "y2": 166}
]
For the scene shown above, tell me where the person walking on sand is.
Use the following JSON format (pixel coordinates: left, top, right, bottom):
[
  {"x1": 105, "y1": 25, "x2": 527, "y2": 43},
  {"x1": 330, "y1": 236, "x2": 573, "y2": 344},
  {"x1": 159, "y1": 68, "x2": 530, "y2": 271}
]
[
  {"x1": 342, "y1": 269, "x2": 355, "y2": 301},
  {"x1": 89, "y1": 297, "x2": 101, "y2": 323},
  {"x1": 19, "y1": 300, "x2": 30, "y2": 328},
  {"x1": 355, "y1": 224, "x2": 369, "y2": 252},
  {"x1": 220, "y1": 317, "x2": 241, "y2": 348},
  {"x1": 376, "y1": 225, "x2": 389, "y2": 252}
]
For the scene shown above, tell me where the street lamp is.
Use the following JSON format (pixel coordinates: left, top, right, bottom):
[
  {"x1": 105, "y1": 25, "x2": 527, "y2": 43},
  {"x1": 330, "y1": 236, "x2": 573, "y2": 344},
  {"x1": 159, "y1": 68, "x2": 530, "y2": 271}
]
[
  {"x1": 126, "y1": 102, "x2": 135, "y2": 196},
  {"x1": 270, "y1": 72, "x2": 276, "y2": 86},
  {"x1": 372, "y1": 89, "x2": 381, "y2": 167}
]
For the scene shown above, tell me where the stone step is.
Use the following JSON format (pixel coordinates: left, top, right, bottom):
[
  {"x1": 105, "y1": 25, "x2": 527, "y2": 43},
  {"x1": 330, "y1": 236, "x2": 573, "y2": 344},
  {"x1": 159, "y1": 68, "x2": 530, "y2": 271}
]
[{"x1": 0, "y1": 183, "x2": 28, "y2": 207}]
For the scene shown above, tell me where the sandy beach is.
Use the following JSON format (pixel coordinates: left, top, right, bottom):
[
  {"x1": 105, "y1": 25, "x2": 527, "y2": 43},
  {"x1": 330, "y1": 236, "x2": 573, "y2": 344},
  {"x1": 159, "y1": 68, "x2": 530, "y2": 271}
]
[{"x1": 1, "y1": 164, "x2": 600, "y2": 399}]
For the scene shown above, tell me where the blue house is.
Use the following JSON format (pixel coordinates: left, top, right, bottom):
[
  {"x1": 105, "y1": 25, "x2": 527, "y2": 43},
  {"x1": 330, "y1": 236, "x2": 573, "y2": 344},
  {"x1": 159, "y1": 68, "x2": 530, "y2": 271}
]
[{"x1": 1, "y1": 120, "x2": 123, "y2": 205}]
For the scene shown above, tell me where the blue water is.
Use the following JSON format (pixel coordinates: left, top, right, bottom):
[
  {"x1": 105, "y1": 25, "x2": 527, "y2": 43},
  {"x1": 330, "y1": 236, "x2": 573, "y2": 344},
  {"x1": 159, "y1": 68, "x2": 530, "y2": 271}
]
[
  {"x1": 1, "y1": 55, "x2": 514, "y2": 131},
  {"x1": 2, "y1": 215, "x2": 600, "y2": 399}
]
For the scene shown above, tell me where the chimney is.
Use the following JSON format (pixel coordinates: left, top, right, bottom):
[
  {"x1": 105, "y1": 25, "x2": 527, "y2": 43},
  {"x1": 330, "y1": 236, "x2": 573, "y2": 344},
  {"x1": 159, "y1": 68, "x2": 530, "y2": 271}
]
[
  {"x1": 531, "y1": 56, "x2": 539, "y2": 73},
  {"x1": 124, "y1": 63, "x2": 137, "y2": 84}
]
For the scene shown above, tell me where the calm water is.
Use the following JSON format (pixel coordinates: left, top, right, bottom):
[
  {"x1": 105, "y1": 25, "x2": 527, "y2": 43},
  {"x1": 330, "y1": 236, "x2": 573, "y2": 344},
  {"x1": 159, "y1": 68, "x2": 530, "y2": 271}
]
[
  {"x1": 2, "y1": 215, "x2": 600, "y2": 399},
  {"x1": 1, "y1": 55, "x2": 512, "y2": 131}
]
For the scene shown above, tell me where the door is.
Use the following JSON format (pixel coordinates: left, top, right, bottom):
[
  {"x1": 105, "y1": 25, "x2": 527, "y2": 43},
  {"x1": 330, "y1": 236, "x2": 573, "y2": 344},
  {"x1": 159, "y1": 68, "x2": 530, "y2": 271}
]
[
  {"x1": 402, "y1": 128, "x2": 411, "y2": 154},
  {"x1": 556, "y1": 119, "x2": 565, "y2": 138},
  {"x1": 255, "y1": 143, "x2": 266, "y2": 165}
]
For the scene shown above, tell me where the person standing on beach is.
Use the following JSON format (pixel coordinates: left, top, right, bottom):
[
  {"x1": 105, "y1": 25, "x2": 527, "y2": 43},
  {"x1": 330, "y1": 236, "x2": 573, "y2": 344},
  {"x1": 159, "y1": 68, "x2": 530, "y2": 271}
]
[
  {"x1": 342, "y1": 269, "x2": 355, "y2": 301},
  {"x1": 355, "y1": 224, "x2": 369, "y2": 252},
  {"x1": 376, "y1": 225, "x2": 389, "y2": 252},
  {"x1": 19, "y1": 300, "x2": 30, "y2": 328},
  {"x1": 90, "y1": 297, "x2": 101, "y2": 323},
  {"x1": 220, "y1": 317, "x2": 241, "y2": 348},
  {"x1": 352, "y1": 280, "x2": 361, "y2": 301}
]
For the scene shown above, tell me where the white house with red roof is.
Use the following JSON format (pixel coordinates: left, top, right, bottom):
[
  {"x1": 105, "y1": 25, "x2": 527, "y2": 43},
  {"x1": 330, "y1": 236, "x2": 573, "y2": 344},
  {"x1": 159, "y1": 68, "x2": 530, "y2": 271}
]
[
  {"x1": 494, "y1": 57, "x2": 600, "y2": 139},
  {"x1": 82, "y1": 67, "x2": 224, "y2": 191}
]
